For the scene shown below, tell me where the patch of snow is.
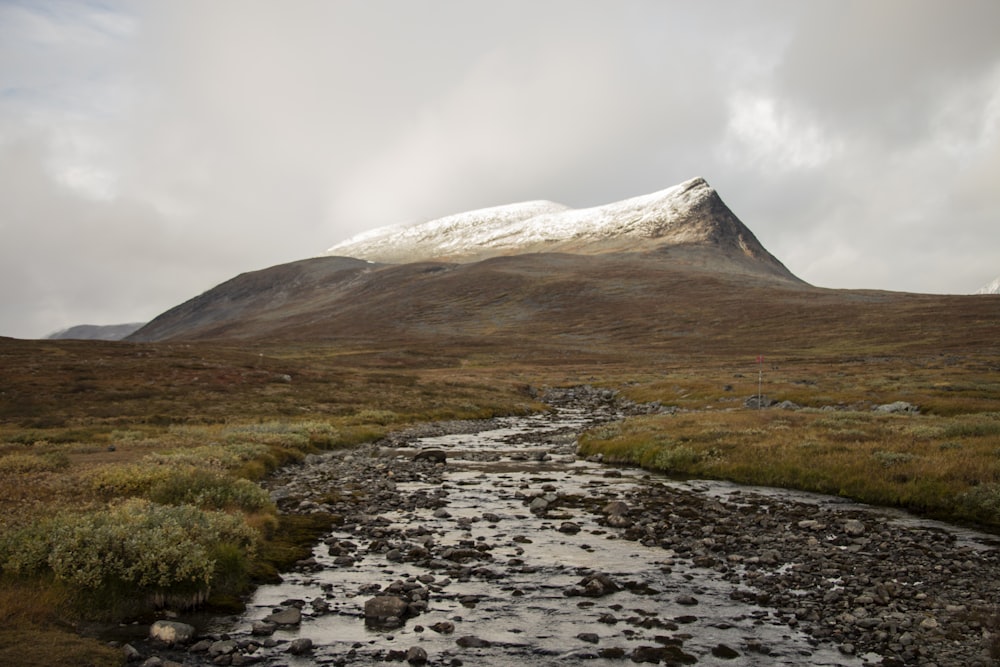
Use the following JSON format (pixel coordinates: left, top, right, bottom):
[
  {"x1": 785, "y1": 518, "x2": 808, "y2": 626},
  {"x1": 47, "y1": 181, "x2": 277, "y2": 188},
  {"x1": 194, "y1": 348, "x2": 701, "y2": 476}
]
[{"x1": 975, "y1": 276, "x2": 1000, "y2": 295}]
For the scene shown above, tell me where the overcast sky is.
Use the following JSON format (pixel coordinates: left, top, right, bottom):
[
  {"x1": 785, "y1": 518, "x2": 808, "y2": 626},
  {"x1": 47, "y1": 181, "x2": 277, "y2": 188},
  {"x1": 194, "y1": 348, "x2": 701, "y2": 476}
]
[{"x1": 2, "y1": 0, "x2": 998, "y2": 339}]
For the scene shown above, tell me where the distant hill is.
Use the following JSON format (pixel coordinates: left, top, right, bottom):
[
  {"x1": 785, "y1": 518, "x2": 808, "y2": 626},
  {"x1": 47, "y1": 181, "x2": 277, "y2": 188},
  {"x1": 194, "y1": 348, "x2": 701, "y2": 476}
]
[{"x1": 47, "y1": 322, "x2": 146, "y2": 341}]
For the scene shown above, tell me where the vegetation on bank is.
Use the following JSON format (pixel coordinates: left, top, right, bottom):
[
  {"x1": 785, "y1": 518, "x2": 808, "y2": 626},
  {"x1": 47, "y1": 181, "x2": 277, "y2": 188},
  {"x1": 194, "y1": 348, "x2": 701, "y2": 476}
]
[
  {"x1": 580, "y1": 355, "x2": 1000, "y2": 529},
  {"x1": 1, "y1": 337, "x2": 998, "y2": 664},
  {"x1": 0, "y1": 339, "x2": 538, "y2": 665}
]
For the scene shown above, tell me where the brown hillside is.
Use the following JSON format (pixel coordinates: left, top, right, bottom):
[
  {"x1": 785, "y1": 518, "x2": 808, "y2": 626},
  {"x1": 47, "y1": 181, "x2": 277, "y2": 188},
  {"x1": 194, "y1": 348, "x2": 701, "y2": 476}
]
[{"x1": 128, "y1": 250, "x2": 1000, "y2": 363}]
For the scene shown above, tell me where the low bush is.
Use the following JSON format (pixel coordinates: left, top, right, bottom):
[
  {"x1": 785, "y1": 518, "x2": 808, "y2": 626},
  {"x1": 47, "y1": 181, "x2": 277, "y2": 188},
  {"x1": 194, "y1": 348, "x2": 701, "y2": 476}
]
[
  {"x1": 0, "y1": 451, "x2": 69, "y2": 473},
  {"x1": 147, "y1": 468, "x2": 272, "y2": 512},
  {"x1": 1, "y1": 499, "x2": 258, "y2": 610}
]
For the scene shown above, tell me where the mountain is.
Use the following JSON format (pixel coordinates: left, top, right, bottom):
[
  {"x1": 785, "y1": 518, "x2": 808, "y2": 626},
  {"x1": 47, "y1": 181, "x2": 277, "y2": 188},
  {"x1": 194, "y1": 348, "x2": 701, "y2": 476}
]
[
  {"x1": 130, "y1": 178, "x2": 808, "y2": 344},
  {"x1": 128, "y1": 177, "x2": 999, "y2": 355},
  {"x1": 976, "y1": 276, "x2": 1000, "y2": 295},
  {"x1": 47, "y1": 322, "x2": 146, "y2": 341},
  {"x1": 325, "y1": 177, "x2": 798, "y2": 282}
]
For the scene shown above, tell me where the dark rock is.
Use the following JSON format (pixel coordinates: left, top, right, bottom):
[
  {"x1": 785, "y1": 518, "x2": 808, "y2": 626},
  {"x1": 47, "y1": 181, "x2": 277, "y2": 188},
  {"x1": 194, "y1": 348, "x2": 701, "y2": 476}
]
[
  {"x1": 208, "y1": 640, "x2": 237, "y2": 657},
  {"x1": 712, "y1": 643, "x2": 740, "y2": 659},
  {"x1": 430, "y1": 621, "x2": 455, "y2": 634},
  {"x1": 287, "y1": 638, "x2": 313, "y2": 655},
  {"x1": 577, "y1": 632, "x2": 600, "y2": 644},
  {"x1": 264, "y1": 607, "x2": 301, "y2": 626},
  {"x1": 406, "y1": 646, "x2": 428, "y2": 663},
  {"x1": 414, "y1": 449, "x2": 447, "y2": 463},
  {"x1": 364, "y1": 595, "x2": 410, "y2": 628},
  {"x1": 456, "y1": 636, "x2": 491, "y2": 648}
]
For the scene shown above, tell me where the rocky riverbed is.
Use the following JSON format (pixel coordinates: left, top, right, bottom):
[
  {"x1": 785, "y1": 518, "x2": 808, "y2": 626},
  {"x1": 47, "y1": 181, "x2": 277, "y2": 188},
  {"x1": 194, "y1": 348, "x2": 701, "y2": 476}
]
[{"x1": 125, "y1": 388, "x2": 999, "y2": 666}]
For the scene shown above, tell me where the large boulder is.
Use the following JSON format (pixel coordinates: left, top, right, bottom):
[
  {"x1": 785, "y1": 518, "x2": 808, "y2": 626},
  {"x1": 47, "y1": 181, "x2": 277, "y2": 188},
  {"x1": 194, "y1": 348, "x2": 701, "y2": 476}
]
[
  {"x1": 874, "y1": 401, "x2": 919, "y2": 414},
  {"x1": 364, "y1": 594, "x2": 410, "y2": 628},
  {"x1": 149, "y1": 620, "x2": 195, "y2": 645}
]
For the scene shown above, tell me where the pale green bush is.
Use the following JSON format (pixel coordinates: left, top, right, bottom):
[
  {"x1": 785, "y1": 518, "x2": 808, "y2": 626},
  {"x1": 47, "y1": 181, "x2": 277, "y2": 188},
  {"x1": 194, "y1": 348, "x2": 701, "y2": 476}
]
[
  {"x1": 0, "y1": 451, "x2": 69, "y2": 473},
  {"x1": 148, "y1": 442, "x2": 270, "y2": 469},
  {"x1": 5, "y1": 499, "x2": 258, "y2": 594},
  {"x1": 651, "y1": 445, "x2": 701, "y2": 471},
  {"x1": 147, "y1": 469, "x2": 272, "y2": 512},
  {"x1": 88, "y1": 463, "x2": 271, "y2": 512},
  {"x1": 87, "y1": 463, "x2": 174, "y2": 497},
  {"x1": 957, "y1": 483, "x2": 1000, "y2": 524}
]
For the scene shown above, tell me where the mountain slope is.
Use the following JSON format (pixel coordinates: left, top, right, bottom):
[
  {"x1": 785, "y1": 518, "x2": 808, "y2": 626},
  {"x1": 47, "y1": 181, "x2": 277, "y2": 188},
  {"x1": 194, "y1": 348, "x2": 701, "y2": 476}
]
[
  {"x1": 47, "y1": 322, "x2": 145, "y2": 341},
  {"x1": 127, "y1": 250, "x2": 1000, "y2": 363},
  {"x1": 325, "y1": 177, "x2": 798, "y2": 282}
]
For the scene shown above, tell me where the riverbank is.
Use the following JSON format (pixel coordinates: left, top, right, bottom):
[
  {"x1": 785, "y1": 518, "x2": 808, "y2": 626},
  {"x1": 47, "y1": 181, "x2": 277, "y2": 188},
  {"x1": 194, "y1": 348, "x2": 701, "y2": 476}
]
[{"x1": 116, "y1": 391, "x2": 999, "y2": 666}]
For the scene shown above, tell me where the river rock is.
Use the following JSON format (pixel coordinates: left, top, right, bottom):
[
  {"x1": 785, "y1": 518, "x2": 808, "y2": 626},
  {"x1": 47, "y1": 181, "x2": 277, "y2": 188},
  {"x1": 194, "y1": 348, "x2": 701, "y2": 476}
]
[
  {"x1": 567, "y1": 573, "x2": 620, "y2": 598},
  {"x1": 712, "y1": 643, "x2": 740, "y2": 659},
  {"x1": 250, "y1": 620, "x2": 276, "y2": 636},
  {"x1": 149, "y1": 620, "x2": 195, "y2": 645},
  {"x1": 843, "y1": 519, "x2": 865, "y2": 536},
  {"x1": 430, "y1": 621, "x2": 455, "y2": 634},
  {"x1": 414, "y1": 449, "x2": 447, "y2": 463},
  {"x1": 287, "y1": 637, "x2": 313, "y2": 655},
  {"x1": 406, "y1": 646, "x2": 428, "y2": 663},
  {"x1": 208, "y1": 639, "x2": 237, "y2": 657},
  {"x1": 559, "y1": 521, "x2": 581, "y2": 534},
  {"x1": 456, "y1": 635, "x2": 491, "y2": 648},
  {"x1": 264, "y1": 606, "x2": 301, "y2": 626},
  {"x1": 365, "y1": 594, "x2": 410, "y2": 627},
  {"x1": 529, "y1": 497, "x2": 550, "y2": 513}
]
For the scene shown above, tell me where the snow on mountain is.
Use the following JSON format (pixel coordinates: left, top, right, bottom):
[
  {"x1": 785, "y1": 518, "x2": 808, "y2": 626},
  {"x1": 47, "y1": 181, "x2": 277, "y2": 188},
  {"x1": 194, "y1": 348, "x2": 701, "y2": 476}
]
[
  {"x1": 976, "y1": 276, "x2": 1000, "y2": 294},
  {"x1": 326, "y1": 177, "x2": 746, "y2": 264}
]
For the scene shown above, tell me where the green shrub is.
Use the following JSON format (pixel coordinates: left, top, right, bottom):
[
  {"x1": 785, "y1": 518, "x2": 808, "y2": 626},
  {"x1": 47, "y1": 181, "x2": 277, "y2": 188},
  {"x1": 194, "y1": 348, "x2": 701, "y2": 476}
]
[
  {"x1": 0, "y1": 451, "x2": 69, "y2": 473},
  {"x1": 872, "y1": 450, "x2": 916, "y2": 467},
  {"x1": 651, "y1": 445, "x2": 701, "y2": 471},
  {"x1": 87, "y1": 463, "x2": 173, "y2": 497},
  {"x1": 88, "y1": 464, "x2": 271, "y2": 513},
  {"x1": 147, "y1": 469, "x2": 272, "y2": 512},
  {"x1": 956, "y1": 484, "x2": 1000, "y2": 525},
  {"x1": 3, "y1": 499, "x2": 259, "y2": 599},
  {"x1": 148, "y1": 442, "x2": 271, "y2": 469}
]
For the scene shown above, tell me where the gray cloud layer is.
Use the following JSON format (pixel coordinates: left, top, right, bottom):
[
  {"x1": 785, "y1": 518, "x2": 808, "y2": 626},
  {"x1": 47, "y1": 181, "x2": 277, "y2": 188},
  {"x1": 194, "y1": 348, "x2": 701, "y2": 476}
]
[{"x1": 2, "y1": 0, "x2": 998, "y2": 338}]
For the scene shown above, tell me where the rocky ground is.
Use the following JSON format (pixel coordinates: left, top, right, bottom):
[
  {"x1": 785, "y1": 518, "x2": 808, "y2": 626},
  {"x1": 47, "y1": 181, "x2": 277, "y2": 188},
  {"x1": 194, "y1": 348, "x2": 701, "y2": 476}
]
[{"x1": 121, "y1": 388, "x2": 1000, "y2": 667}]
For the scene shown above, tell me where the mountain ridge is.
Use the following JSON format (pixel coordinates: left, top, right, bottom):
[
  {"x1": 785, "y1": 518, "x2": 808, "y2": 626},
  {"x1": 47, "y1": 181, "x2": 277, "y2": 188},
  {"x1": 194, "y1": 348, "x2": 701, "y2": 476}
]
[{"x1": 325, "y1": 177, "x2": 799, "y2": 282}]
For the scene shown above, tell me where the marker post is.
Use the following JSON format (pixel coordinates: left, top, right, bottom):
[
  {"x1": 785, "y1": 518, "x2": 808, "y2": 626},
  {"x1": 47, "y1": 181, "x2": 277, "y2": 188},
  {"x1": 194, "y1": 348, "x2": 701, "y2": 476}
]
[{"x1": 757, "y1": 355, "x2": 763, "y2": 410}]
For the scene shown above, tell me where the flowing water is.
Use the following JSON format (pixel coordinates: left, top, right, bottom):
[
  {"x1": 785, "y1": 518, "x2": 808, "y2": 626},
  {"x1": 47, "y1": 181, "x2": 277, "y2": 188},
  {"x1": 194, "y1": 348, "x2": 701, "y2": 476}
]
[{"x1": 202, "y1": 408, "x2": 878, "y2": 666}]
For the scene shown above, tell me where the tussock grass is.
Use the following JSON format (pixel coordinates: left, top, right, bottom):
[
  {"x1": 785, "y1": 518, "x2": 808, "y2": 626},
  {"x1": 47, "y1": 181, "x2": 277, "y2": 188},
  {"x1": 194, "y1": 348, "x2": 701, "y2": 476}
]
[{"x1": 580, "y1": 409, "x2": 1000, "y2": 527}]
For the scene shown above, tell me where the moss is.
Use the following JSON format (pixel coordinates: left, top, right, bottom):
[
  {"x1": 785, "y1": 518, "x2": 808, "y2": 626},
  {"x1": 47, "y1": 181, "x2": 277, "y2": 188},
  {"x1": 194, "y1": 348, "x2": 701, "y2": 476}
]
[{"x1": 252, "y1": 512, "x2": 339, "y2": 582}]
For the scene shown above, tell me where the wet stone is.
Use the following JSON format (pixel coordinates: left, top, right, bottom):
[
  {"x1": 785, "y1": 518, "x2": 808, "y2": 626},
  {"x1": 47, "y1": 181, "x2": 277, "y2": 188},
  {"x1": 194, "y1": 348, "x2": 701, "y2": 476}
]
[
  {"x1": 456, "y1": 636, "x2": 491, "y2": 648},
  {"x1": 712, "y1": 643, "x2": 740, "y2": 659}
]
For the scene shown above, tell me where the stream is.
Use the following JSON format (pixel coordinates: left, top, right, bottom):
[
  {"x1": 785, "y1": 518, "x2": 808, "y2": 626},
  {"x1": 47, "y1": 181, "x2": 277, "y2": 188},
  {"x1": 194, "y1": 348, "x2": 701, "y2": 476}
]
[{"x1": 135, "y1": 398, "x2": 1000, "y2": 666}]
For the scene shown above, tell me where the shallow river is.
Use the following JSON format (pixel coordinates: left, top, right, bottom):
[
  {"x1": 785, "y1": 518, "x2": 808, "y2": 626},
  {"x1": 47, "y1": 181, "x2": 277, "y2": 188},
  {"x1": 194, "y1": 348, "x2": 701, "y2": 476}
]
[{"x1": 199, "y1": 406, "x2": 916, "y2": 666}]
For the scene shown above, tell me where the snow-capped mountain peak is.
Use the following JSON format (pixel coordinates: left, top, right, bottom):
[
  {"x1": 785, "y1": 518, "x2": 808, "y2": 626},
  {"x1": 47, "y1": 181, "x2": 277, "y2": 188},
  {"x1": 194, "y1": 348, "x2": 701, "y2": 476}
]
[{"x1": 324, "y1": 177, "x2": 796, "y2": 281}]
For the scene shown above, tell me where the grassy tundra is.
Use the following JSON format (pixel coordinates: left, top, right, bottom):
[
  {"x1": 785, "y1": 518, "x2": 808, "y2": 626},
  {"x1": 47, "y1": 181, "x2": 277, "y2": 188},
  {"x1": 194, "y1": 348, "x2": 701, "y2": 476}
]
[{"x1": 0, "y1": 332, "x2": 997, "y2": 665}]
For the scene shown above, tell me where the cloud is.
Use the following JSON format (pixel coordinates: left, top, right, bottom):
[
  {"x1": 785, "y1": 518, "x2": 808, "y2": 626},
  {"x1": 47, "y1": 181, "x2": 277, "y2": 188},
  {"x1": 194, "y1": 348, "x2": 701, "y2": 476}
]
[{"x1": 1, "y1": 0, "x2": 999, "y2": 338}]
